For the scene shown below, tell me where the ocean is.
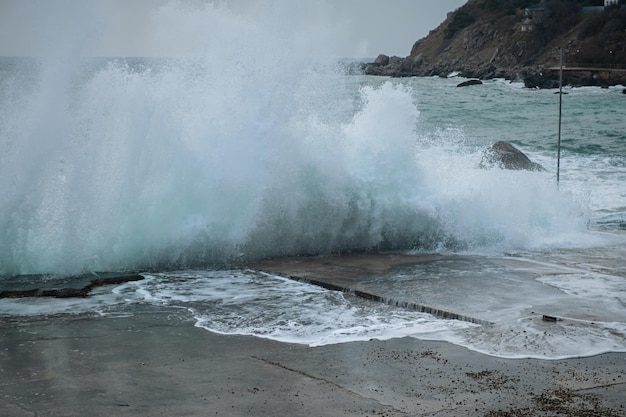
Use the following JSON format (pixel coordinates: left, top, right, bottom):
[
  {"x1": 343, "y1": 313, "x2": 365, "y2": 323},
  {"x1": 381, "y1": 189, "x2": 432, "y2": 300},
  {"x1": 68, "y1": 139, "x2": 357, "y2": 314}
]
[{"x1": 1, "y1": 47, "x2": 625, "y2": 359}]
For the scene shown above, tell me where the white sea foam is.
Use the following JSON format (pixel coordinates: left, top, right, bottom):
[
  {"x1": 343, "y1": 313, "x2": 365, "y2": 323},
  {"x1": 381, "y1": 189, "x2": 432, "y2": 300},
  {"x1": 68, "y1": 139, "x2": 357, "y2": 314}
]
[{"x1": 120, "y1": 271, "x2": 477, "y2": 347}]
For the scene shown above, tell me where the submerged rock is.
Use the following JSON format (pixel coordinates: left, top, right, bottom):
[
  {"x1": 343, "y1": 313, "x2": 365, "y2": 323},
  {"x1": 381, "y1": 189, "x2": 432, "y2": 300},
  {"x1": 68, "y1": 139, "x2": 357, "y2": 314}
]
[
  {"x1": 457, "y1": 79, "x2": 483, "y2": 87},
  {"x1": 480, "y1": 141, "x2": 545, "y2": 171}
]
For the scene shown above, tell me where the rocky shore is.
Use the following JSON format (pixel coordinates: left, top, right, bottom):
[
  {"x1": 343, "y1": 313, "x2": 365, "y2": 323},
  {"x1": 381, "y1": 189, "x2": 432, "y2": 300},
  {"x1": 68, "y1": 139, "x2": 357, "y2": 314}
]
[
  {"x1": 362, "y1": 0, "x2": 626, "y2": 88},
  {"x1": 362, "y1": 52, "x2": 626, "y2": 89}
]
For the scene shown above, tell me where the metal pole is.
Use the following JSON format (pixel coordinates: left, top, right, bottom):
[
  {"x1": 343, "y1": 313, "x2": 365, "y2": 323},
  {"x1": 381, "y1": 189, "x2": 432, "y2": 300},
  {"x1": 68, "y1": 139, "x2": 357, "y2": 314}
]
[{"x1": 557, "y1": 48, "x2": 563, "y2": 185}]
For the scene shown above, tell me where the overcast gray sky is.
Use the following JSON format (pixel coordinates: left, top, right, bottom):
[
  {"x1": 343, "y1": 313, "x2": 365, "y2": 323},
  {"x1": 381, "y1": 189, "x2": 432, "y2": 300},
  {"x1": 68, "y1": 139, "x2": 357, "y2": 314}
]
[
  {"x1": 333, "y1": 0, "x2": 468, "y2": 56},
  {"x1": 0, "y1": 0, "x2": 467, "y2": 58}
]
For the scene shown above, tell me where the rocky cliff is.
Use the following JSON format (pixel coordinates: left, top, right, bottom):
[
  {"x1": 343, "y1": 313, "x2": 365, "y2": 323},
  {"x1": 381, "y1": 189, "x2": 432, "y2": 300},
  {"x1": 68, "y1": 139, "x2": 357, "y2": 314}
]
[{"x1": 364, "y1": 0, "x2": 626, "y2": 87}]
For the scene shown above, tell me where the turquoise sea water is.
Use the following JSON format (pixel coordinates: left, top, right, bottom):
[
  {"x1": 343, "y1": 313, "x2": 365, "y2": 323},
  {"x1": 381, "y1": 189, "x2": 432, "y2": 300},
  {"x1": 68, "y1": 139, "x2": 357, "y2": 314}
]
[{"x1": 0, "y1": 1, "x2": 624, "y2": 359}]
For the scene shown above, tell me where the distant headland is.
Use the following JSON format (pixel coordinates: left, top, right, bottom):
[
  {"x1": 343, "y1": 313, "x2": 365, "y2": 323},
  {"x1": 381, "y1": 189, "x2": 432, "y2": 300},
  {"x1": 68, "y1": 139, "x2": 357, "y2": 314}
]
[{"x1": 363, "y1": 0, "x2": 626, "y2": 88}]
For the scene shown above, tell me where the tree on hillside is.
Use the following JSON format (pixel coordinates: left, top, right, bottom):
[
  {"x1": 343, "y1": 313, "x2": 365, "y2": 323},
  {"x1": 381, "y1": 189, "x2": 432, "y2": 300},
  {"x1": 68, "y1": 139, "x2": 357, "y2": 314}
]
[{"x1": 445, "y1": 9, "x2": 476, "y2": 38}]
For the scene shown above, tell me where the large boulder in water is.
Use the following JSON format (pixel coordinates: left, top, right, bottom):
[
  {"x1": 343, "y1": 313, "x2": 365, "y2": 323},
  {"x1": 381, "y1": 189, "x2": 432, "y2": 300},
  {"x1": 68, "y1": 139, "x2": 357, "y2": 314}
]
[
  {"x1": 480, "y1": 141, "x2": 545, "y2": 171},
  {"x1": 457, "y1": 79, "x2": 483, "y2": 87},
  {"x1": 373, "y1": 54, "x2": 390, "y2": 66}
]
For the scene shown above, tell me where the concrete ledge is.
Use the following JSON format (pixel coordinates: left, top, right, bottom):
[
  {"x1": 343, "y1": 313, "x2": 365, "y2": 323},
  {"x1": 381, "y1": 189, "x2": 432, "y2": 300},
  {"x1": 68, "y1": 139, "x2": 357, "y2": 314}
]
[
  {"x1": 259, "y1": 269, "x2": 492, "y2": 326},
  {"x1": 0, "y1": 272, "x2": 144, "y2": 298},
  {"x1": 251, "y1": 253, "x2": 493, "y2": 326}
]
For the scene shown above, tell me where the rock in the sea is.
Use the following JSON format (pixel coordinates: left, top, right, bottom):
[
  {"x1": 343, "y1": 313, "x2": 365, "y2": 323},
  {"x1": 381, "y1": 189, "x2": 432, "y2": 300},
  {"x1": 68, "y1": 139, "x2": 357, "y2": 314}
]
[
  {"x1": 523, "y1": 72, "x2": 560, "y2": 89},
  {"x1": 480, "y1": 141, "x2": 545, "y2": 171},
  {"x1": 457, "y1": 79, "x2": 483, "y2": 87},
  {"x1": 373, "y1": 54, "x2": 390, "y2": 66}
]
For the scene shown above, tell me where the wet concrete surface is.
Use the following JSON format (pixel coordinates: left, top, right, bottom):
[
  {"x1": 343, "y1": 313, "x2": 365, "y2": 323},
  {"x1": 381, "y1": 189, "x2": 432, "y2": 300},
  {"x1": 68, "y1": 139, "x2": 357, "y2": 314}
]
[
  {"x1": 1, "y1": 306, "x2": 625, "y2": 417},
  {"x1": 251, "y1": 252, "x2": 625, "y2": 325},
  {"x1": 1, "y1": 251, "x2": 626, "y2": 416}
]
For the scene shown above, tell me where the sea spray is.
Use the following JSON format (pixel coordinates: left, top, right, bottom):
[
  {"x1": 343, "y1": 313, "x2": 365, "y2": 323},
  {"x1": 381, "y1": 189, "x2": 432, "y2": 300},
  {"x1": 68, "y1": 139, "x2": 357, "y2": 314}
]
[
  {"x1": 0, "y1": 2, "x2": 595, "y2": 276},
  {"x1": 242, "y1": 82, "x2": 435, "y2": 259},
  {"x1": 0, "y1": 1, "x2": 352, "y2": 274},
  {"x1": 0, "y1": 59, "x2": 591, "y2": 275}
]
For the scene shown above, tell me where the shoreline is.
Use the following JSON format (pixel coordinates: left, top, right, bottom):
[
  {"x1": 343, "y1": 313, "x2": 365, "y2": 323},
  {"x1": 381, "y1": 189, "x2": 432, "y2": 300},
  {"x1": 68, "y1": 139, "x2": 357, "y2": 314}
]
[
  {"x1": 3, "y1": 246, "x2": 626, "y2": 357},
  {"x1": 358, "y1": 57, "x2": 626, "y2": 89},
  {"x1": 2, "y1": 307, "x2": 625, "y2": 417}
]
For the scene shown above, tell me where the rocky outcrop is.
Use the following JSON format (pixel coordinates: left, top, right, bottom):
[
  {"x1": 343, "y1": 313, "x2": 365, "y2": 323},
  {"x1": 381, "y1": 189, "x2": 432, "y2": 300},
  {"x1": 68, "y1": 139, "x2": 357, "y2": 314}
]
[
  {"x1": 522, "y1": 71, "x2": 561, "y2": 89},
  {"x1": 480, "y1": 141, "x2": 545, "y2": 171},
  {"x1": 364, "y1": 54, "x2": 426, "y2": 77},
  {"x1": 362, "y1": 0, "x2": 626, "y2": 88}
]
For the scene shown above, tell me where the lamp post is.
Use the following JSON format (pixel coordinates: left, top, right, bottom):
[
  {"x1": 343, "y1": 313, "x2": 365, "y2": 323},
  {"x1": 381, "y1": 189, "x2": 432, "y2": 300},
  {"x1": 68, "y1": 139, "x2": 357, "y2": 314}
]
[{"x1": 557, "y1": 48, "x2": 563, "y2": 185}]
